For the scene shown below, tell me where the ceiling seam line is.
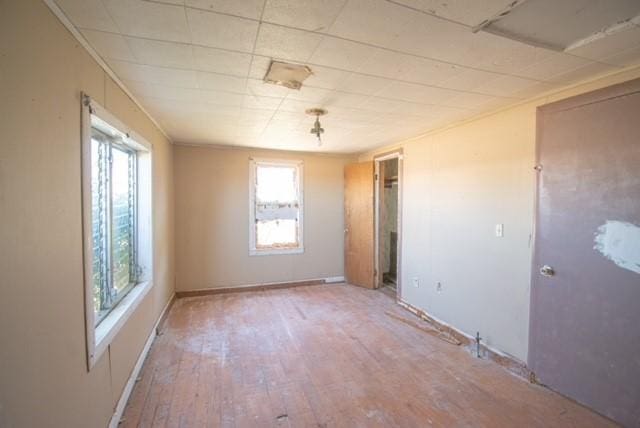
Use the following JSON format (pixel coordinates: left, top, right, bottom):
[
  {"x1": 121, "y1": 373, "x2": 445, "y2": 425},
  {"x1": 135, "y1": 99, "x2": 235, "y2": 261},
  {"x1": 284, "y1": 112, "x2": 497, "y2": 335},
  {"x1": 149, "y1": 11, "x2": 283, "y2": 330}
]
[
  {"x1": 77, "y1": 26, "x2": 585, "y2": 83},
  {"x1": 109, "y1": 57, "x2": 539, "y2": 99}
]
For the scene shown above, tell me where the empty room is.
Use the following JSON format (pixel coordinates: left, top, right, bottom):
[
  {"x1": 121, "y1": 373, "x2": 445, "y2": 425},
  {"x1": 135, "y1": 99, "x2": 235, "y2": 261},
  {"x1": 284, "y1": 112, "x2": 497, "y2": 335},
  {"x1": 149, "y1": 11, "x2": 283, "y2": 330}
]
[{"x1": 2, "y1": 0, "x2": 640, "y2": 427}]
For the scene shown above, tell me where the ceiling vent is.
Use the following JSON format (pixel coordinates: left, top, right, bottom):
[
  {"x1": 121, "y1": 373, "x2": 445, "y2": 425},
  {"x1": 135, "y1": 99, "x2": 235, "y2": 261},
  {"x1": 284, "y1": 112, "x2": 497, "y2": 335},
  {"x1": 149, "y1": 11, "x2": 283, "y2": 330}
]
[
  {"x1": 474, "y1": 0, "x2": 640, "y2": 52},
  {"x1": 263, "y1": 61, "x2": 313, "y2": 90}
]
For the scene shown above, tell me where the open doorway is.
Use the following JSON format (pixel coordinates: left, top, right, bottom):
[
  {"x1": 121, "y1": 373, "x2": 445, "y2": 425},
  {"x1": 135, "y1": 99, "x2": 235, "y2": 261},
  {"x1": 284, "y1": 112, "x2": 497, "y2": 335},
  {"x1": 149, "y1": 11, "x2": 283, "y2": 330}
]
[{"x1": 375, "y1": 151, "x2": 402, "y2": 298}]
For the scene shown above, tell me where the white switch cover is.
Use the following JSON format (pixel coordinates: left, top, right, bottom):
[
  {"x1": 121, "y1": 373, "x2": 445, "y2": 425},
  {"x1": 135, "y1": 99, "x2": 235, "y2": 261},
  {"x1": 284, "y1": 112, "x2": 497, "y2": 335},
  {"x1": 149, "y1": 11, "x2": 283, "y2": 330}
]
[
  {"x1": 496, "y1": 223, "x2": 504, "y2": 237},
  {"x1": 412, "y1": 277, "x2": 419, "y2": 288}
]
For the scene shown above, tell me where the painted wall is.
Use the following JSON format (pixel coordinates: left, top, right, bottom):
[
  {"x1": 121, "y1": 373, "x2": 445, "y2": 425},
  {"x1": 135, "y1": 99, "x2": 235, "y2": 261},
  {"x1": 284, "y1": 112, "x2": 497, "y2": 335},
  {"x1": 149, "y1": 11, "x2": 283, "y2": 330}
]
[
  {"x1": 0, "y1": 1, "x2": 174, "y2": 427},
  {"x1": 361, "y1": 66, "x2": 640, "y2": 362},
  {"x1": 174, "y1": 145, "x2": 353, "y2": 291}
]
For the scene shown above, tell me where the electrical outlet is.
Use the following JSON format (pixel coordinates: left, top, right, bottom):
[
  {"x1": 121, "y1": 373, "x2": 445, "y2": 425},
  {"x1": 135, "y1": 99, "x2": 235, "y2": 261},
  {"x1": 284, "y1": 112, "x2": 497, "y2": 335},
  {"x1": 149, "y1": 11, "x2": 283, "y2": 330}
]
[
  {"x1": 495, "y1": 223, "x2": 504, "y2": 237},
  {"x1": 436, "y1": 282, "x2": 442, "y2": 292},
  {"x1": 412, "y1": 277, "x2": 419, "y2": 288}
]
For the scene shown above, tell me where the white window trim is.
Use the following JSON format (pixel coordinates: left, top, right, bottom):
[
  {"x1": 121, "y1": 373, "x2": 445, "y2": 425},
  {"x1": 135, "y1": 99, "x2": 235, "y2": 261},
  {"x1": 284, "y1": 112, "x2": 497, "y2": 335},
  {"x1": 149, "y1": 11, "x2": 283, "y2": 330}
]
[
  {"x1": 249, "y1": 158, "x2": 304, "y2": 256},
  {"x1": 81, "y1": 93, "x2": 154, "y2": 370}
]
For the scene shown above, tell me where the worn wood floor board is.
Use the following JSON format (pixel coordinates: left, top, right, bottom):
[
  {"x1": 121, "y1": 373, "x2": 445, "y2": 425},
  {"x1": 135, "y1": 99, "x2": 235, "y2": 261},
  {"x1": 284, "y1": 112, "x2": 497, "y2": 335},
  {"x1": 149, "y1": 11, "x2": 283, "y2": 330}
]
[{"x1": 121, "y1": 284, "x2": 614, "y2": 428}]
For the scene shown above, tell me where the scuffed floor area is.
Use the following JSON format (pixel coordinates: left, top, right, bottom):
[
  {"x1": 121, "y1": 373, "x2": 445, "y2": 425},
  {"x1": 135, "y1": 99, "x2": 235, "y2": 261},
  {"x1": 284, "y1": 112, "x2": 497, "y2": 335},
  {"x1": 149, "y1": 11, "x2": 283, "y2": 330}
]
[{"x1": 121, "y1": 284, "x2": 614, "y2": 427}]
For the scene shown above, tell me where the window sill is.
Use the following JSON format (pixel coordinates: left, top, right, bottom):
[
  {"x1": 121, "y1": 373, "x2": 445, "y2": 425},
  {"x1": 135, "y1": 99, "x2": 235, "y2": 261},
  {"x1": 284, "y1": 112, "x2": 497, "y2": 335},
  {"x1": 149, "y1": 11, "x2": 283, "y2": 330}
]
[
  {"x1": 250, "y1": 247, "x2": 304, "y2": 256},
  {"x1": 91, "y1": 280, "x2": 153, "y2": 368}
]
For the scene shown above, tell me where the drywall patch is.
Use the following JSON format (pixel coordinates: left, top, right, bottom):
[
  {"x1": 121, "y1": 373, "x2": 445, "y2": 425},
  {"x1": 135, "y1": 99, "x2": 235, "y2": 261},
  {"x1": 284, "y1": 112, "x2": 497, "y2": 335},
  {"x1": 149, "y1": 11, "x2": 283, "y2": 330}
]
[{"x1": 594, "y1": 221, "x2": 640, "y2": 275}]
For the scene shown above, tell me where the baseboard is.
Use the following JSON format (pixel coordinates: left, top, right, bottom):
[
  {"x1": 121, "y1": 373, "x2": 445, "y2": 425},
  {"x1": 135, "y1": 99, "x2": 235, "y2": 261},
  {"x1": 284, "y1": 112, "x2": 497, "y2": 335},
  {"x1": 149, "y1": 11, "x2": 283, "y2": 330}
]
[
  {"x1": 108, "y1": 292, "x2": 176, "y2": 428},
  {"x1": 175, "y1": 277, "x2": 344, "y2": 298},
  {"x1": 397, "y1": 299, "x2": 535, "y2": 382}
]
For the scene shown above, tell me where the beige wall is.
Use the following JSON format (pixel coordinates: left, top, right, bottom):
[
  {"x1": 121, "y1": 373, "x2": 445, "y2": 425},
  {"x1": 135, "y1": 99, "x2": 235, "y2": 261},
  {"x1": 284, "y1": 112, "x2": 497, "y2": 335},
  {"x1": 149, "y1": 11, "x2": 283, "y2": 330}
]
[
  {"x1": 360, "y1": 66, "x2": 640, "y2": 362},
  {"x1": 0, "y1": 1, "x2": 174, "y2": 427},
  {"x1": 174, "y1": 145, "x2": 353, "y2": 291}
]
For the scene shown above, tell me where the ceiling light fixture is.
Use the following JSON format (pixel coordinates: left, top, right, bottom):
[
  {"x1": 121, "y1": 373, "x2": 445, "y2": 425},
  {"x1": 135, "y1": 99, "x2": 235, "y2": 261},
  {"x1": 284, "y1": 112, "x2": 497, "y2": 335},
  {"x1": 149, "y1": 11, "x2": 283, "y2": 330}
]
[
  {"x1": 264, "y1": 61, "x2": 313, "y2": 90},
  {"x1": 306, "y1": 108, "x2": 327, "y2": 146}
]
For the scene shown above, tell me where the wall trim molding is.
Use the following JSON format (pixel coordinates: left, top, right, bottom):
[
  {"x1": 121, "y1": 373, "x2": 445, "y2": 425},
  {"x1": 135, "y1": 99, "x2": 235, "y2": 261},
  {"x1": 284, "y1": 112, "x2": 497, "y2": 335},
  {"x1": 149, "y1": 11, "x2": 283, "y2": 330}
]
[
  {"x1": 42, "y1": 0, "x2": 172, "y2": 142},
  {"x1": 108, "y1": 293, "x2": 176, "y2": 428},
  {"x1": 397, "y1": 298, "x2": 535, "y2": 382},
  {"x1": 175, "y1": 277, "x2": 344, "y2": 298}
]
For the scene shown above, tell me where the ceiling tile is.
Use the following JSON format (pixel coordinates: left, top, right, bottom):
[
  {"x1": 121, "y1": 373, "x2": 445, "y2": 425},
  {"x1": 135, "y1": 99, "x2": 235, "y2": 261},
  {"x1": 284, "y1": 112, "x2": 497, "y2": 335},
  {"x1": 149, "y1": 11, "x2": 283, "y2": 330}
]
[
  {"x1": 82, "y1": 29, "x2": 135, "y2": 61},
  {"x1": 109, "y1": 60, "x2": 199, "y2": 87},
  {"x1": 248, "y1": 56, "x2": 273, "y2": 79},
  {"x1": 197, "y1": 72, "x2": 247, "y2": 92},
  {"x1": 508, "y1": 81, "x2": 560, "y2": 100},
  {"x1": 277, "y1": 98, "x2": 314, "y2": 113},
  {"x1": 254, "y1": 24, "x2": 324, "y2": 62},
  {"x1": 470, "y1": 34, "x2": 555, "y2": 74},
  {"x1": 309, "y1": 37, "x2": 380, "y2": 71},
  {"x1": 515, "y1": 53, "x2": 592, "y2": 81},
  {"x1": 56, "y1": 0, "x2": 118, "y2": 32},
  {"x1": 374, "y1": 81, "x2": 459, "y2": 105},
  {"x1": 186, "y1": 8, "x2": 259, "y2": 51},
  {"x1": 286, "y1": 86, "x2": 332, "y2": 103},
  {"x1": 328, "y1": 0, "x2": 414, "y2": 48},
  {"x1": 474, "y1": 75, "x2": 540, "y2": 98},
  {"x1": 262, "y1": 0, "x2": 347, "y2": 32},
  {"x1": 242, "y1": 94, "x2": 283, "y2": 110},
  {"x1": 438, "y1": 68, "x2": 502, "y2": 92},
  {"x1": 124, "y1": 80, "x2": 202, "y2": 102},
  {"x1": 446, "y1": 92, "x2": 499, "y2": 110},
  {"x1": 246, "y1": 78, "x2": 293, "y2": 97},
  {"x1": 192, "y1": 46, "x2": 252, "y2": 76},
  {"x1": 185, "y1": 0, "x2": 265, "y2": 20},
  {"x1": 601, "y1": 44, "x2": 640, "y2": 67},
  {"x1": 201, "y1": 91, "x2": 245, "y2": 107},
  {"x1": 356, "y1": 50, "x2": 416, "y2": 79},
  {"x1": 103, "y1": 0, "x2": 190, "y2": 42},
  {"x1": 334, "y1": 73, "x2": 391, "y2": 95},
  {"x1": 567, "y1": 26, "x2": 640, "y2": 63},
  {"x1": 126, "y1": 37, "x2": 193, "y2": 68},
  {"x1": 303, "y1": 65, "x2": 351, "y2": 90},
  {"x1": 545, "y1": 62, "x2": 619, "y2": 85},
  {"x1": 323, "y1": 92, "x2": 370, "y2": 109},
  {"x1": 399, "y1": 56, "x2": 464, "y2": 86},
  {"x1": 390, "y1": 0, "x2": 516, "y2": 26}
]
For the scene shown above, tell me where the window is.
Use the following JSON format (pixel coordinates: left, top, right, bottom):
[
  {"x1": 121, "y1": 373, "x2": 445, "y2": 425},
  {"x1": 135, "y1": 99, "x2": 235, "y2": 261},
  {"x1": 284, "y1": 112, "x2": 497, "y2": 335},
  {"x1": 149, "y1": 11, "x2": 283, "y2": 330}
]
[
  {"x1": 82, "y1": 94, "x2": 153, "y2": 369},
  {"x1": 91, "y1": 127, "x2": 138, "y2": 324},
  {"x1": 249, "y1": 159, "x2": 304, "y2": 255}
]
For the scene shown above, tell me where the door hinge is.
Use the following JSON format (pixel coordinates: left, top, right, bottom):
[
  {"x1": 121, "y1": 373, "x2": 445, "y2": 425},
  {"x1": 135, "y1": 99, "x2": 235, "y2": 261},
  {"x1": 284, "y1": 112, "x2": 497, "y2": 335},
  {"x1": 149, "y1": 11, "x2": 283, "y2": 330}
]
[{"x1": 374, "y1": 173, "x2": 379, "y2": 181}]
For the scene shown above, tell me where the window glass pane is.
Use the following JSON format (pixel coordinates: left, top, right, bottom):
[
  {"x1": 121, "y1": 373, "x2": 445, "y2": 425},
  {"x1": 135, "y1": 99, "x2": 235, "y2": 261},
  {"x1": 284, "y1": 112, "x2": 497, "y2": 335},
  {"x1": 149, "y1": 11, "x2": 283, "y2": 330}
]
[
  {"x1": 256, "y1": 165, "x2": 296, "y2": 203},
  {"x1": 257, "y1": 219, "x2": 297, "y2": 247},
  {"x1": 111, "y1": 146, "x2": 135, "y2": 295},
  {"x1": 91, "y1": 138, "x2": 107, "y2": 316}
]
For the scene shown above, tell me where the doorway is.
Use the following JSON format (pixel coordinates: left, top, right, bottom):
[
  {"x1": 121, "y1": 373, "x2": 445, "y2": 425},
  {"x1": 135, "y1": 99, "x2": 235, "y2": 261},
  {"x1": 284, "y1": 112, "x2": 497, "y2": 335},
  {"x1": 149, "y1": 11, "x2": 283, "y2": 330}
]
[{"x1": 375, "y1": 151, "x2": 402, "y2": 298}]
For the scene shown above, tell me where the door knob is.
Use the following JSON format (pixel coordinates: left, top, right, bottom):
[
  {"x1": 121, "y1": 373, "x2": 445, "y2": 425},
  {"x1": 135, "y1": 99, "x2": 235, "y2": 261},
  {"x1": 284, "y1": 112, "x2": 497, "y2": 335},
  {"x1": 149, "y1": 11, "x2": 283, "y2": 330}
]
[
  {"x1": 540, "y1": 265, "x2": 555, "y2": 277},
  {"x1": 344, "y1": 229, "x2": 349, "y2": 233}
]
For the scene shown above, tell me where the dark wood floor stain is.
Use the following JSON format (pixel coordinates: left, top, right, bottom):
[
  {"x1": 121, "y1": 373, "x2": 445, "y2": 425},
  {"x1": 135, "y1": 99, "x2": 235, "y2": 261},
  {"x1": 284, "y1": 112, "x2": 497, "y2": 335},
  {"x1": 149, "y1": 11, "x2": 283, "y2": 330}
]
[{"x1": 121, "y1": 284, "x2": 614, "y2": 427}]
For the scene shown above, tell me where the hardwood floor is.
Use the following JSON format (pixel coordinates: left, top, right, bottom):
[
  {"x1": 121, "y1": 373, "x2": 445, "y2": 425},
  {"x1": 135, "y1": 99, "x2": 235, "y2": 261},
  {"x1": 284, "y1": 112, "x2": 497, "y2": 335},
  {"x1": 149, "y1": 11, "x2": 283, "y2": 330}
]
[{"x1": 121, "y1": 284, "x2": 613, "y2": 427}]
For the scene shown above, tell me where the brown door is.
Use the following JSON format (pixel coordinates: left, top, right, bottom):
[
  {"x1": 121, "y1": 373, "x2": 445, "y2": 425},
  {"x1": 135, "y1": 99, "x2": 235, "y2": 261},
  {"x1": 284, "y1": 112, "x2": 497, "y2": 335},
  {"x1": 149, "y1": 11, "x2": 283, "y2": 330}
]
[
  {"x1": 344, "y1": 161, "x2": 375, "y2": 288},
  {"x1": 529, "y1": 79, "x2": 640, "y2": 427}
]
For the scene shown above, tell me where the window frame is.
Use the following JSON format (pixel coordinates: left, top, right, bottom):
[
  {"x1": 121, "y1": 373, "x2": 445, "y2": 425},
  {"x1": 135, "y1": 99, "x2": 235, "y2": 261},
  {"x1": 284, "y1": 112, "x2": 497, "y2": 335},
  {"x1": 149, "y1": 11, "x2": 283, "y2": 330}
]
[
  {"x1": 249, "y1": 158, "x2": 304, "y2": 256},
  {"x1": 81, "y1": 93, "x2": 154, "y2": 370}
]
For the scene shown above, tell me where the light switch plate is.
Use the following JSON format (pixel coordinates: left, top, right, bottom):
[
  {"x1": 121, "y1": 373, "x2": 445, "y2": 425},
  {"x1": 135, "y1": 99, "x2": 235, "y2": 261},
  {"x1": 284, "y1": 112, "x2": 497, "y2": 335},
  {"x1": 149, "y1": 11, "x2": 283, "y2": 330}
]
[{"x1": 496, "y1": 223, "x2": 504, "y2": 237}]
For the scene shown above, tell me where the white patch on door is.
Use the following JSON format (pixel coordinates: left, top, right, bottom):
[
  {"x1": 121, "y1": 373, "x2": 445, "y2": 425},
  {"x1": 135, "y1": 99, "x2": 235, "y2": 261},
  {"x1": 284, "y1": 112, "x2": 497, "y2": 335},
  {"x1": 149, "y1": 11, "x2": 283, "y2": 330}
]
[{"x1": 593, "y1": 221, "x2": 640, "y2": 275}]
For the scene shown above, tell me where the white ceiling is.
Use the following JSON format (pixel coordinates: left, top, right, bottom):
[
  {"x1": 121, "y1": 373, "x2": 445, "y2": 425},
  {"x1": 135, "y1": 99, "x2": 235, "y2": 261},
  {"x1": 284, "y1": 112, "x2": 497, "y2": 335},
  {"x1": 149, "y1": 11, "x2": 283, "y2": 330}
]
[{"x1": 54, "y1": 0, "x2": 640, "y2": 153}]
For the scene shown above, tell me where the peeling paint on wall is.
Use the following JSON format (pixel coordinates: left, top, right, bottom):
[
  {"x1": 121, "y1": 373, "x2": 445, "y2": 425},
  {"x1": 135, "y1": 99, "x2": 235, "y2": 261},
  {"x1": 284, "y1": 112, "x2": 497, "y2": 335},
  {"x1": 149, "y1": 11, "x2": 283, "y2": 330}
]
[{"x1": 593, "y1": 221, "x2": 640, "y2": 275}]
